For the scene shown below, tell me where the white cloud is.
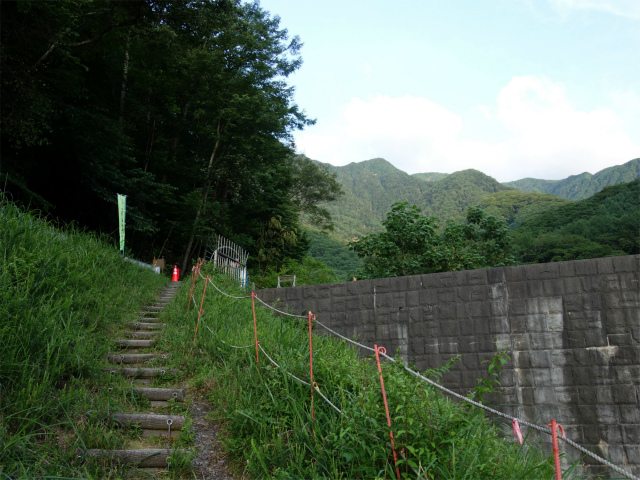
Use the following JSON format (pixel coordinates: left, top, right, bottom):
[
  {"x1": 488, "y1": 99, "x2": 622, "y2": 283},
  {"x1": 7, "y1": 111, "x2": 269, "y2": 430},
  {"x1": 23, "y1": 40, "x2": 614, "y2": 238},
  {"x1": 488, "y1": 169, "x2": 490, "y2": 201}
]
[
  {"x1": 295, "y1": 76, "x2": 640, "y2": 182},
  {"x1": 547, "y1": 0, "x2": 640, "y2": 19}
]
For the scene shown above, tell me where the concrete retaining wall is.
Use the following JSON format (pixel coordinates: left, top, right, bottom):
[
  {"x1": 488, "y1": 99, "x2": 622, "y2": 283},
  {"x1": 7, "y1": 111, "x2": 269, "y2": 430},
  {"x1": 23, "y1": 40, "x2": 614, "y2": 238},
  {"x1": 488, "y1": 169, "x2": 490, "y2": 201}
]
[{"x1": 258, "y1": 255, "x2": 640, "y2": 478}]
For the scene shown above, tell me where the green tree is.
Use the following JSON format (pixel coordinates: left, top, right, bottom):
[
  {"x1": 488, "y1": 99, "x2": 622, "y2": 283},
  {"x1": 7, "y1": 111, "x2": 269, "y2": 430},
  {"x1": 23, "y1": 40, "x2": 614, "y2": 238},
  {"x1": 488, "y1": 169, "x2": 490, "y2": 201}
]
[{"x1": 349, "y1": 202, "x2": 515, "y2": 279}]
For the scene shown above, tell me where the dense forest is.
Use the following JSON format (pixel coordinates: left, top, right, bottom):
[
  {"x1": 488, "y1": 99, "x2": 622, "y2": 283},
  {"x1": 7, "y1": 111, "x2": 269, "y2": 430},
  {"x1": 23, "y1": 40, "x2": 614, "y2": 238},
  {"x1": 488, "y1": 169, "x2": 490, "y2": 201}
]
[{"x1": 1, "y1": 0, "x2": 341, "y2": 277}]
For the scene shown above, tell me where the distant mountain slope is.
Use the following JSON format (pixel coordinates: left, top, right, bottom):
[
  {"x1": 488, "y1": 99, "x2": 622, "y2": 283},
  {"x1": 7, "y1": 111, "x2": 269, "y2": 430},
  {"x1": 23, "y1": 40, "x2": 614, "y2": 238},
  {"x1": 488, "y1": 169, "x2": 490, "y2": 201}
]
[
  {"x1": 317, "y1": 158, "x2": 431, "y2": 241},
  {"x1": 480, "y1": 190, "x2": 571, "y2": 229},
  {"x1": 511, "y1": 180, "x2": 640, "y2": 263},
  {"x1": 412, "y1": 172, "x2": 449, "y2": 182},
  {"x1": 419, "y1": 169, "x2": 511, "y2": 221},
  {"x1": 310, "y1": 159, "x2": 511, "y2": 241},
  {"x1": 503, "y1": 158, "x2": 639, "y2": 200}
]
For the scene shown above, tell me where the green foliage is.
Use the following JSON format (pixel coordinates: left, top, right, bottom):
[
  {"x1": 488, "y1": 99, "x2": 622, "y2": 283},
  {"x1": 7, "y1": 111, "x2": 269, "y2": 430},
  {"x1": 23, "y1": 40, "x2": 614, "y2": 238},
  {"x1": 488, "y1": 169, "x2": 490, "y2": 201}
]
[
  {"x1": 307, "y1": 230, "x2": 363, "y2": 281},
  {"x1": 480, "y1": 190, "x2": 571, "y2": 229},
  {"x1": 258, "y1": 256, "x2": 340, "y2": 289},
  {"x1": 0, "y1": 199, "x2": 167, "y2": 477},
  {"x1": 306, "y1": 159, "x2": 511, "y2": 243},
  {"x1": 504, "y1": 158, "x2": 639, "y2": 200},
  {"x1": 1, "y1": 0, "x2": 337, "y2": 271},
  {"x1": 511, "y1": 180, "x2": 639, "y2": 263},
  {"x1": 155, "y1": 271, "x2": 560, "y2": 479},
  {"x1": 349, "y1": 202, "x2": 515, "y2": 279},
  {"x1": 469, "y1": 348, "x2": 511, "y2": 404}
]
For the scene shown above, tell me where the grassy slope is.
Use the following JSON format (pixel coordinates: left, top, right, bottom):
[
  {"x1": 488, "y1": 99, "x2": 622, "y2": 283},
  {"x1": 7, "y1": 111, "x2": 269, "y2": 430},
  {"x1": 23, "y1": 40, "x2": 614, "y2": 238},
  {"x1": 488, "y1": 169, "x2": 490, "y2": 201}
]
[
  {"x1": 0, "y1": 199, "x2": 167, "y2": 478},
  {"x1": 160, "y1": 268, "x2": 563, "y2": 479}
]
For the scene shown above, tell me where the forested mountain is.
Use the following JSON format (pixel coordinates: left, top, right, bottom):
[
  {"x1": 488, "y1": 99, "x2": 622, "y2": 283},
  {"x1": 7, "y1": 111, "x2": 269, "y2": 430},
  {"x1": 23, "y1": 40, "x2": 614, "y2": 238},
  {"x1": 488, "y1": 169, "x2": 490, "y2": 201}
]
[
  {"x1": 318, "y1": 158, "x2": 429, "y2": 240},
  {"x1": 510, "y1": 180, "x2": 639, "y2": 263},
  {"x1": 412, "y1": 172, "x2": 449, "y2": 182},
  {"x1": 1, "y1": 1, "x2": 341, "y2": 274},
  {"x1": 503, "y1": 158, "x2": 640, "y2": 200},
  {"x1": 480, "y1": 190, "x2": 571, "y2": 229},
  {"x1": 310, "y1": 158, "x2": 511, "y2": 242},
  {"x1": 419, "y1": 169, "x2": 511, "y2": 221},
  {"x1": 306, "y1": 156, "x2": 639, "y2": 243}
]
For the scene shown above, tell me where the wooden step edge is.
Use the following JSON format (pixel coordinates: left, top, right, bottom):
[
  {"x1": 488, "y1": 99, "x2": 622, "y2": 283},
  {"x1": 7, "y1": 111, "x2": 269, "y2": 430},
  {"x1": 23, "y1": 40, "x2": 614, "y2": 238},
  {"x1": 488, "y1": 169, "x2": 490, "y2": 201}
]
[
  {"x1": 102, "y1": 387, "x2": 185, "y2": 402},
  {"x1": 124, "y1": 322, "x2": 166, "y2": 330},
  {"x1": 124, "y1": 332, "x2": 157, "y2": 339},
  {"x1": 107, "y1": 353, "x2": 167, "y2": 364},
  {"x1": 84, "y1": 448, "x2": 188, "y2": 468},
  {"x1": 113, "y1": 413, "x2": 184, "y2": 430},
  {"x1": 115, "y1": 339, "x2": 156, "y2": 348},
  {"x1": 103, "y1": 367, "x2": 180, "y2": 378}
]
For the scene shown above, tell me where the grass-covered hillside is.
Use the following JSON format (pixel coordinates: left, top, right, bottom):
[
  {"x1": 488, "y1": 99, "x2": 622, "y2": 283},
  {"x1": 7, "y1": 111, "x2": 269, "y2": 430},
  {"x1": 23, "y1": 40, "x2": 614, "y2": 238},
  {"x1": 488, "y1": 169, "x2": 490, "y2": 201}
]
[
  {"x1": 1, "y1": 197, "x2": 567, "y2": 479},
  {"x1": 0, "y1": 199, "x2": 166, "y2": 478},
  {"x1": 160, "y1": 269, "x2": 561, "y2": 479}
]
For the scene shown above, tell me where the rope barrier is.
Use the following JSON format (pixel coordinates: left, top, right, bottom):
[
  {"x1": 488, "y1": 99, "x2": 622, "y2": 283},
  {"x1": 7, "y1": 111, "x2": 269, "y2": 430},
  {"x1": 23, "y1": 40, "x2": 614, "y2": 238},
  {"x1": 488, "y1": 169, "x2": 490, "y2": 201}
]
[
  {"x1": 253, "y1": 293, "x2": 307, "y2": 318},
  {"x1": 186, "y1": 271, "x2": 639, "y2": 480},
  {"x1": 313, "y1": 317, "x2": 375, "y2": 352}
]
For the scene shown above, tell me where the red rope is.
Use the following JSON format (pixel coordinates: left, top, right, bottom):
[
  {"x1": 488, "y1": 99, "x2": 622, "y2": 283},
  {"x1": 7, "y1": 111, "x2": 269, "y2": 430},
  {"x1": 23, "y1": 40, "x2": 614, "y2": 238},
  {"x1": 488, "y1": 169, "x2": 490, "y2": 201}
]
[
  {"x1": 374, "y1": 345, "x2": 400, "y2": 480},
  {"x1": 193, "y1": 274, "x2": 208, "y2": 343},
  {"x1": 550, "y1": 419, "x2": 565, "y2": 480},
  {"x1": 252, "y1": 291, "x2": 260, "y2": 369},
  {"x1": 309, "y1": 312, "x2": 315, "y2": 423}
]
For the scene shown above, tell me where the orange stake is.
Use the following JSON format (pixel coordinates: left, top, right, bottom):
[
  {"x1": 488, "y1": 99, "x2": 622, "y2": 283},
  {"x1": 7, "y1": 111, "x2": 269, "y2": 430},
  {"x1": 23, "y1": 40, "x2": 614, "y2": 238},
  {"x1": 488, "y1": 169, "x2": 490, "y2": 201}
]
[
  {"x1": 186, "y1": 262, "x2": 200, "y2": 312},
  {"x1": 309, "y1": 312, "x2": 315, "y2": 423},
  {"x1": 193, "y1": 275, "x2": 208, "y2": 344},
  {"x1": 251, "y1": 291, "x2": 259, "y2": 369},
  {"x1": 374, "y1": 345, "x2": 400, "y2": 480},
  {"x1": 549, "y1": 420, "x2": 564, "y2": 480}
]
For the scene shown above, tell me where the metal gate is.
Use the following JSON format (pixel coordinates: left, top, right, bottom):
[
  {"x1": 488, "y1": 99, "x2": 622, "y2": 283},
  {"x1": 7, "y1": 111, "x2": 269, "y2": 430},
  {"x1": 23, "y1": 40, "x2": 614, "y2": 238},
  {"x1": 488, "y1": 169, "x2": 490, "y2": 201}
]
[{"x1": 204, "y1": 235, "x2": 249, "y2": 288}]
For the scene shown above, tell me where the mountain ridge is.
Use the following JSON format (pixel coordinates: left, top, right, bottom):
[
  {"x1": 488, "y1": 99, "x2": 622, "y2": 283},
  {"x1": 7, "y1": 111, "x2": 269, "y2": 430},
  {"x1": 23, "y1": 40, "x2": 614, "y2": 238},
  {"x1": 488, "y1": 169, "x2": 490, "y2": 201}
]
[{"x1": 308, "y1": 157, "x2": 639, "y2": 242}]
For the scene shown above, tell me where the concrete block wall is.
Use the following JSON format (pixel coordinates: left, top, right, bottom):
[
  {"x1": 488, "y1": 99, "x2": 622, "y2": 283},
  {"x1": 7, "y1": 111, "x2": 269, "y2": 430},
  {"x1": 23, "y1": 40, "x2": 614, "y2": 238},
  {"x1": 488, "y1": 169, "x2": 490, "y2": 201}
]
[{"x1": 258, "y1": 255, "x2": 640, "y2": 479}]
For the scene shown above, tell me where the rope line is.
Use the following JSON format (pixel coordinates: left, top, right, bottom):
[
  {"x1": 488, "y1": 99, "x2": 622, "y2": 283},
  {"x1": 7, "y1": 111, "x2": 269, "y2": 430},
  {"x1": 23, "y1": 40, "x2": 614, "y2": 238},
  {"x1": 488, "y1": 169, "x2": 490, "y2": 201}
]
[
  {"x1": 253, "y1": 293, "x2": 307, "y2": 318},
  {"x1": 202, "y1": 272, "x2": 251, "y2": 299},
  {"x1": 314, "y1": 318, "x2": 375, "y2": 352},
  {"x1": 190, "y1": 272, "x2": 639, "y2": 480}
]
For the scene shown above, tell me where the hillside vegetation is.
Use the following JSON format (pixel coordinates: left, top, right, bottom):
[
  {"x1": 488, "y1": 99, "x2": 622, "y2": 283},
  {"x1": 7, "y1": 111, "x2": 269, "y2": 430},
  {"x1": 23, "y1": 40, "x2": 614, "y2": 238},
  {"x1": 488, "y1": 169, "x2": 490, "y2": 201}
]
[
  {"x1": 510, "y1": 180, "x2": 640, "y2": 263},
  {"x1": 160, "y1": 269, "x2": 559, "y2": 479},
  {"x1": 311, "y1": 158, "x2": 511, "y2": 242},
  {"x1": 503, "y1": 158, "x2": 640, "y2": 200},
  {"x1": 0, "y1": 199, "x2": 166, "y2": 478}
]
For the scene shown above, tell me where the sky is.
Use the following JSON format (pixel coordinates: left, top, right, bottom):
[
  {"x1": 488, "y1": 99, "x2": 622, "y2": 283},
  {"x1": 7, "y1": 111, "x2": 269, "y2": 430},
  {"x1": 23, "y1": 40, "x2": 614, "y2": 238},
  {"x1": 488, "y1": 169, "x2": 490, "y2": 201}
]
[{"x1": 258, "y1": 0, "x2": 640, "y2": 182}]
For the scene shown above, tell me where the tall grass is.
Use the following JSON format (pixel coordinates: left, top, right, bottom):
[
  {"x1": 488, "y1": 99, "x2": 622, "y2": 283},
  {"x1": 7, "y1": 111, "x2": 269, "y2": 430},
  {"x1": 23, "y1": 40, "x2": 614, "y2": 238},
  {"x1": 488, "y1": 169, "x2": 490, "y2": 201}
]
[
  {"x1": 0, "y1": 199, "x2": 167, "y2": 477},
  {"x1": 159, "y1": 265, "x2": 565, "y2": 479}
]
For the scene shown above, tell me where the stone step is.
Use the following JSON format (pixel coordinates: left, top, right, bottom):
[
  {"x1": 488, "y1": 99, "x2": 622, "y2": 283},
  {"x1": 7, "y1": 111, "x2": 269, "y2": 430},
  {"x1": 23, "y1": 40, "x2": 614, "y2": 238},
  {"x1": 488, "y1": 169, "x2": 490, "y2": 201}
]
[
  {"x1": 104, "y1": 367, "x2": 179, "y2": 378},
  {"x1": 143, "y1": 306, "x2": 165, "y2": 310},
  {"x1": 107, "y1": 354, "x2": 166, "y2": 364}
]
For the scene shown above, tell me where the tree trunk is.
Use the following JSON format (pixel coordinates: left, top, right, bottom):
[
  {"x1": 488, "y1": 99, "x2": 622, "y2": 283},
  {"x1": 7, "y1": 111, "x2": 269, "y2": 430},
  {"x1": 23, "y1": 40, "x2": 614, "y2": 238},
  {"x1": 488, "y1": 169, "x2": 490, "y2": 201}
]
[
  {"x1": 167, "y1": 101, "x2": 190, "y2": 163},
  {"x1": 181, "y1": 120, "x2": 222, "y2": 273},
  {"x1": 115, "y1": 30, "x2": 131, "y2": 168}
]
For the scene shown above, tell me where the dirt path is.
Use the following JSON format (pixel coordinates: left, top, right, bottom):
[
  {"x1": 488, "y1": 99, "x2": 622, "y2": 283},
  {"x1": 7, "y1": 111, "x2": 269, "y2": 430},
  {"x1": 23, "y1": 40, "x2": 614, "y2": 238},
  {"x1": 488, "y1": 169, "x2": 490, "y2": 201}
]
[{"x1": 189, "y1": 398, "x2": 237, "y2": 480}]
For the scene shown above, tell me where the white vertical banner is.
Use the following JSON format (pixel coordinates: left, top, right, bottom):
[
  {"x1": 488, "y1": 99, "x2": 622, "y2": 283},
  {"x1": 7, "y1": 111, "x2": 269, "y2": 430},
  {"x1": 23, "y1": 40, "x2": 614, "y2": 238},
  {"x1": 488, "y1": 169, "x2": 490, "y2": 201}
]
[{"x1": 117, "y1": 193, "x2": 127, "y2": 255}]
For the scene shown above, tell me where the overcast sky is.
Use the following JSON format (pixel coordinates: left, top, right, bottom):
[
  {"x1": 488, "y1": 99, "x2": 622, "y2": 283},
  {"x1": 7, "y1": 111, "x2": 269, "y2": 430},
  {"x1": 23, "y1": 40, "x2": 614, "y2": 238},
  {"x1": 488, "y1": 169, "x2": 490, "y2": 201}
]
[{"x1": 258, "y1": 0, "x2": 640, "y2": 182}]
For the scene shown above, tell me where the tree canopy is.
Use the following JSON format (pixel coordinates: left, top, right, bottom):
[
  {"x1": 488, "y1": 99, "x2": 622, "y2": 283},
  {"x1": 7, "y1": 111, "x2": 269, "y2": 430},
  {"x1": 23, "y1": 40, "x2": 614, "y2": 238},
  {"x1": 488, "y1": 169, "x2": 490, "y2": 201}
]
[
  {"x1": 349, "y1": 202, "x2": 515, "y2": 279},
  {"x1": 1, "y1": 0, "x2": 340, "y2": 270}
]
